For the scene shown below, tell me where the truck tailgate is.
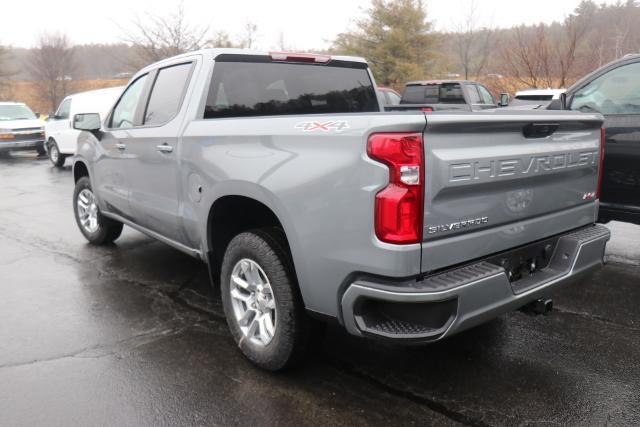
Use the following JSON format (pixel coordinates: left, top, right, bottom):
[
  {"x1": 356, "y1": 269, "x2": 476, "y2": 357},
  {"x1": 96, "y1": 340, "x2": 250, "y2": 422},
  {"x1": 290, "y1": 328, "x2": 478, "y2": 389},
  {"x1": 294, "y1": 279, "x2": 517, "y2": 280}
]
[{"x1": 421, "y1": 111, "x2": 603, "y2": 272}]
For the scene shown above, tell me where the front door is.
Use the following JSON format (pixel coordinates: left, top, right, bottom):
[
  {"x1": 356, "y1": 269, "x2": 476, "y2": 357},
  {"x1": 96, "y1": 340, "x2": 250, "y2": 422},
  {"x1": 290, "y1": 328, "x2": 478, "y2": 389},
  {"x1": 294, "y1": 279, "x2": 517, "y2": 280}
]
[
  {"x1": 46, "y1": 98, "x2": 71, "y2": 147},
  {"x1": 570, "y1": 61, "x2": 640, "y2": 223},
  {"x1": 93, "y1": 73, "x2": 150, "y2": 219}
]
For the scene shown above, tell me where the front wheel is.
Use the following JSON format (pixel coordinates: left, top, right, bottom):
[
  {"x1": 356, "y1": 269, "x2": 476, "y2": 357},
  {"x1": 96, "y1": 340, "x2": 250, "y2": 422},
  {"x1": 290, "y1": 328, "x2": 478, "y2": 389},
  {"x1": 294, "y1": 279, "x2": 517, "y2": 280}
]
[
  {"x1": 48, "y1": 140, "x2": 66, "y2": 167},
  {"x1": 220, "y1": 229, "x2": 311, "y2": 371},
  {"x1": 73, "y1": 176, "x2": 123, "y2": 245}
]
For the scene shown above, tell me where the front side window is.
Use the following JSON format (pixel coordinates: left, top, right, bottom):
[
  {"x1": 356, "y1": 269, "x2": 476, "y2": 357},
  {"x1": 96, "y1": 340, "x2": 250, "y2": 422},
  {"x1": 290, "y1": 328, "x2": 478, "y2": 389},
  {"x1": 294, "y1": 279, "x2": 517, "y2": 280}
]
[
  {"x1": 144, "y1": 63, "x2": 193, "y2": 125},
  {"x1": 56, "y1": 99, "x2": 71, "y2": 119},
  {"x1": 204, "y1": 58, "x2": 378, "y2": 119},
  {"x1": 110, "y1": 74, "x2": 148, "y2": 128},
  {"x1": 571, "y1": 62, "x2": 640, "y2": 115},
  {"x1": 477, "y1": 85, "x2": 496, "y2": 105}
]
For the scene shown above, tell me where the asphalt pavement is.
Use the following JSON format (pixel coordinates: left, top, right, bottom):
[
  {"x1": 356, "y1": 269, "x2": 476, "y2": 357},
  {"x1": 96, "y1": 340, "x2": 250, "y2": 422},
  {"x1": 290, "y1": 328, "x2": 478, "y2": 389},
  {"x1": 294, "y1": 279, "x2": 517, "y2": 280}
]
[{"x1": 1, "y1": 153, "x2": 639, "y2": 426}]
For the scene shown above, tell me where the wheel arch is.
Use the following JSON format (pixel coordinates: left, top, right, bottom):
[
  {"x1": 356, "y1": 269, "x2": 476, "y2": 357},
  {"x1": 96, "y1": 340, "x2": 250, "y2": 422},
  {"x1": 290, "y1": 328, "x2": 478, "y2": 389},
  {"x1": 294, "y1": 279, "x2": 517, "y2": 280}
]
[
  {"x1": 73, "y1": 160, "x2": 90, "y2": 183},
  {"x1": 205, "y1": 193, "x2": 298, "y2": 289}
]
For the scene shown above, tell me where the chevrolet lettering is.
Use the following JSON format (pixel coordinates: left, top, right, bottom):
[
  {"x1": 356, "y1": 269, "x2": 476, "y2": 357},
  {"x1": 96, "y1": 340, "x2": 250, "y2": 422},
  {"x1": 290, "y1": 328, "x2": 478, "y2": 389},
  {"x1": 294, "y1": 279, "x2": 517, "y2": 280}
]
[{"x1": 449, "y1": 150, "x2": 599, "y2": 183}]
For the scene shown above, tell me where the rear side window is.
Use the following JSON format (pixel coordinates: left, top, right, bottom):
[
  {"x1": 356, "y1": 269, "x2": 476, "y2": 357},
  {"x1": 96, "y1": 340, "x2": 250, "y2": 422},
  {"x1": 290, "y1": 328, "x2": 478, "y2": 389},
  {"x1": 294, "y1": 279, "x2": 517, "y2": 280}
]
[
  {"x1": 204, "y1": 58, "x2": 378, "y2": 119},
  {"x1": 465, "y1": 85, "x2": 482, "y2": 104},
  {"x1": 144, "y1": 63, "x2": 193, "y2": 125},
  {"x1": 401, "y1": 83, "x2": 466, "y2": 104}
]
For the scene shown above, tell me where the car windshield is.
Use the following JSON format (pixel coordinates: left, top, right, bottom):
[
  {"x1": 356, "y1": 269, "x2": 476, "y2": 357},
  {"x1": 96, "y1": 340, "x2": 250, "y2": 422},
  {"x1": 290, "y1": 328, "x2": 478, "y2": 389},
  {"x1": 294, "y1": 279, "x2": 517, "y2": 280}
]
[{"x1": 0, "y1": 104, "x2": 37, "y2": 121}]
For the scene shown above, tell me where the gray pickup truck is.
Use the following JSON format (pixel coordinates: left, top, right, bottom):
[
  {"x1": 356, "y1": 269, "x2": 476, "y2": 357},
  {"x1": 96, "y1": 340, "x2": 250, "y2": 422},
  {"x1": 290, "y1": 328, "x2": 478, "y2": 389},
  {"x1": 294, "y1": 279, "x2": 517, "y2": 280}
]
[{"x1": 72, "y1": 49, "x2": 610, "y2": 371}]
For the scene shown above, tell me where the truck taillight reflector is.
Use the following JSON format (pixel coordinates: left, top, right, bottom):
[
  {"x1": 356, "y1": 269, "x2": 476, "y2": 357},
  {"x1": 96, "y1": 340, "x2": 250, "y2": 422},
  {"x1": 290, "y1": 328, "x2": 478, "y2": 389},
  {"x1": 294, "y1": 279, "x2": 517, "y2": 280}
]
[
  {"x1": 597, "y1": 127, "x2": 605, "y2": 199},
  {"x1": 367, "y1": 133, "x2": 424, "y2": 244}
]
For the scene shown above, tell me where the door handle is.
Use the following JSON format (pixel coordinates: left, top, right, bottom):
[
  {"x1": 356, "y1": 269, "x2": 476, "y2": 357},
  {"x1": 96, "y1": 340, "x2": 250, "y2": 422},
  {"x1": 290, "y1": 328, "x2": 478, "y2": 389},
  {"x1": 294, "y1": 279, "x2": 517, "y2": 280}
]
[
  {"x1": 115, "y1": 143, "x2": 126, "y2": 151},
  {"x1": 157, "y1": 143, "x2": 174, "y2": 153}
]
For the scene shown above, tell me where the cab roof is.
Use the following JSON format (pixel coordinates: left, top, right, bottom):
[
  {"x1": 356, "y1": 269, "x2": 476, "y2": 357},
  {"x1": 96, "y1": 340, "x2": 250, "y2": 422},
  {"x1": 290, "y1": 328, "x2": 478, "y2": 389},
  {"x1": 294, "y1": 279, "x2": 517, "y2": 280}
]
[{"x1": 136, "y1": 48, "x2": 368, "y2": 75}]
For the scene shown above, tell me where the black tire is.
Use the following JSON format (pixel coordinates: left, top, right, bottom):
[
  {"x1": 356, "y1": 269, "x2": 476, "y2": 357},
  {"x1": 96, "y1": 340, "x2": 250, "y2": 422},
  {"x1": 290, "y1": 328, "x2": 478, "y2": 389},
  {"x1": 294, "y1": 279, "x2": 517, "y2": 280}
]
[
  {"x1": 36, "y1": 142, "x2": 46, "y2": 157},
  {"x1": 48, "y1": 140, "x2": 66, "y2": 167},
  {"x1": 73, "y1": 176, "x2": 123, "y2": 245},
  {"x1": 220, "y1": 228, "x2": 310, "y2": 371}
]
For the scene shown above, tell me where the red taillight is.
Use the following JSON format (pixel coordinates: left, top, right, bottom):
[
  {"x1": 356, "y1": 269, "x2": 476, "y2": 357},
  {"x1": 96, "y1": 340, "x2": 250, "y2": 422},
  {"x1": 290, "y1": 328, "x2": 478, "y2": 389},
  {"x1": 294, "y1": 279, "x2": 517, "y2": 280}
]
[
  {"x1": 597, "y1": 127, "x2": 605, "y2": 199},
  {"x1": 421, "y1": 107, "x2": 433, "y2": 112},
  {"x1": 367, "y1": 133, "x2": 424, "y2": 244},
  {"x1": 269, "y1": 52, "x2": 331, "y2": 64}
]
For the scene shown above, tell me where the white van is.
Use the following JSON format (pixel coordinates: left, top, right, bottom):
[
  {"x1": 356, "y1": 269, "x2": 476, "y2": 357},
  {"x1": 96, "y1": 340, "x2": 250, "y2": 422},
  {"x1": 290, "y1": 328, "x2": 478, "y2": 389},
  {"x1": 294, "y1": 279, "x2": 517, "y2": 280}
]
[{"x1": 45, "y1": 86, "x2": 124, "y2": 167}]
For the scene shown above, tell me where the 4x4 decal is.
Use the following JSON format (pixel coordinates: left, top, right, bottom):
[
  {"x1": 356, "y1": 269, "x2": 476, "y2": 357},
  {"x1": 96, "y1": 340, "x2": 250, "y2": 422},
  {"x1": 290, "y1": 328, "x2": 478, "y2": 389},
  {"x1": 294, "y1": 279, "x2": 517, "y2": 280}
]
[{"x1": 295, "y1": 121, "x2": 350, "y2": 132}]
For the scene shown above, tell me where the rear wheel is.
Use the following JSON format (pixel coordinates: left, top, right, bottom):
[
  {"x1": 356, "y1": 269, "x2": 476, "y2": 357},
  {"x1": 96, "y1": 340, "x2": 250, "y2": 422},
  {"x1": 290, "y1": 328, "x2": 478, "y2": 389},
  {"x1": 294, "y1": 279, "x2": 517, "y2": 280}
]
[
  {"x1": 48, "y1": 140, "x2": 66, "y2": 167},
  {"x1": 73, "y1": 176, "x2": 123, "y2": 244},
  {"x1": 220, "y1": 229, "x2": 311, "y2": 371}
]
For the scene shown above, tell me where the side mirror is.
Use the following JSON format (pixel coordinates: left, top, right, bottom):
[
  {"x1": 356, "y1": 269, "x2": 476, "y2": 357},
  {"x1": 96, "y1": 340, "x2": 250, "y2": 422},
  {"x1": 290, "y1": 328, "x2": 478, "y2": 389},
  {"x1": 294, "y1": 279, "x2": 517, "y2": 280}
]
[
  {"x1": 499, "y1": 93, "x2": 510, "y2": 107},
  {"x1": 559, "y1": 93, "x2": 568, "y2": 110},
  {"x1": 73, "y1": 113, "x2": 101, "y2": 131}
]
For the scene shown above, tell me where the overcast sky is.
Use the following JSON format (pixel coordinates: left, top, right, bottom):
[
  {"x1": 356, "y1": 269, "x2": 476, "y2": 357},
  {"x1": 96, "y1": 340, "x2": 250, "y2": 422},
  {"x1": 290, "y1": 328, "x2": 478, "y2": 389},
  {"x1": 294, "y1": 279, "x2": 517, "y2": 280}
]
[{"x1": 2, "y1": 0, "x2": 622, "y2": 49}]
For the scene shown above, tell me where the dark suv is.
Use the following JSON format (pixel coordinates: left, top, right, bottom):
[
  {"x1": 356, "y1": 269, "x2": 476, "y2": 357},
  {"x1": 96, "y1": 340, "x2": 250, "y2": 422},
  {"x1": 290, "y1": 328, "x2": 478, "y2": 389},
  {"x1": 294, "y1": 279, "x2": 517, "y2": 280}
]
[{"x1": 550, "y1": 54, "x2": 640, "y2": 225}]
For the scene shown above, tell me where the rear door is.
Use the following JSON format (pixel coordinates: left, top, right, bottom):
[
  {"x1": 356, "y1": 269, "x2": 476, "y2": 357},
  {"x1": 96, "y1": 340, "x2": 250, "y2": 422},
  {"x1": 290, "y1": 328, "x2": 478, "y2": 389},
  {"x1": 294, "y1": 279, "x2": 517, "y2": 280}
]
[
  {"x1": 124, "y1": 60, "x2": 196, "y2": 244},
  {"x1": 569, "y1": 61, "x2": 640, "y2": 223}
]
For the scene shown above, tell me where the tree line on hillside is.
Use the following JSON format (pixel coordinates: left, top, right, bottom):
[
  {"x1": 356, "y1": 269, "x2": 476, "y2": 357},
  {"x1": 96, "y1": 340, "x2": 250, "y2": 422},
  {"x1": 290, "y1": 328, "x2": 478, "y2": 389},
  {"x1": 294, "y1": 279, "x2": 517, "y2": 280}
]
[{"x1": 1, "y1": 0, "x2": 639, "y2": 113}]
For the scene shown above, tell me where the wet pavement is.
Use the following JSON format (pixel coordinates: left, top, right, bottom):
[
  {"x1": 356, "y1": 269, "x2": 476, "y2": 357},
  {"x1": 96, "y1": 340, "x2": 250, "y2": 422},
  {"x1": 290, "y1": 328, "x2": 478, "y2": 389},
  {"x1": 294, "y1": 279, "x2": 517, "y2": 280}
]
[{"x1": 1, "y1": 152, "x2": 639, "y2": 426}]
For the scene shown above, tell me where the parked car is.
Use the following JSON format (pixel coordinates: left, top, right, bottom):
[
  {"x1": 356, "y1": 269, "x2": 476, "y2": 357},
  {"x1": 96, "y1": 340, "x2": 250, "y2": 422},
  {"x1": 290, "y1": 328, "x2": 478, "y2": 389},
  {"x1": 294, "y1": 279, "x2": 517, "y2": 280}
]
[
  {"x1": 45, "y1": 86, "x2": 123, "y2": 167},
  {"x1": 388, "y1": 80, "x2": 508, "y2": 112},
  {"x1": 549, "y1": 54, "x2": 640, "y2": 225},
  {"x1": 512, "y1": 89, "x2": 565, "y2": 107},
  {"x1": 377, "y1": 86, "x2": 401, "y2": 106},
  {"x1": 72, "y1": 49, "x2": 609, "y2": 371},
  {"x1": 0, "y1": 102, "x2": 45, "y2": 157}
]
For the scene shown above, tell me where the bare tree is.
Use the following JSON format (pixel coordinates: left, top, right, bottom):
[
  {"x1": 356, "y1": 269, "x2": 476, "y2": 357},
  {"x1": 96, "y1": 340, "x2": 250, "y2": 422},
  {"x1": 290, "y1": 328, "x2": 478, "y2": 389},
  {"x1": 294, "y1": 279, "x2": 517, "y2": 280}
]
[
  {"x1": 207, "y1": 31, "x2": 236, "y2": 48},
  {"x1": 553, "y1": 15, "x2": 588, "y2": 87},
  {"x1": 453, "y1": 0, "x2": 493, "y2": 79},
  {"x1": 240, "y1": 21, "x2": 259, "y2": 49},
  {"x1": 121, "y1": 1, "x2": 209, "y2": 66},
  {"x1": 0, "y1": 43, "x2": 14, "y2": 100},
  {"x1": 28, "y1": 32, "x2": 76, "y2": 113}
]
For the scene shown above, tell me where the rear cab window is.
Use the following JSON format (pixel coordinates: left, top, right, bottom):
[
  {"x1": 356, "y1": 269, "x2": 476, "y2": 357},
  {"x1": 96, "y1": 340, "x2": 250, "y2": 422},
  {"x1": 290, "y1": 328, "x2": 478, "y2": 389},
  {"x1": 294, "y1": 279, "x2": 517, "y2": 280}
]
[
  {"x1": 204, "y1": 55, "x2": 379, "y2": 119},
  {"x1": 401, "y1": 83, "x2": 466, "y2": 104}
]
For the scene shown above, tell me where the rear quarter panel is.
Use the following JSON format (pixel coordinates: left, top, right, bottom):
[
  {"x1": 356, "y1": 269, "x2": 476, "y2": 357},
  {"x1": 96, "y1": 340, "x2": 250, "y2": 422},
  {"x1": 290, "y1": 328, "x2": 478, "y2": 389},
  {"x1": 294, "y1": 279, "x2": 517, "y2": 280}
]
[{"x1": 180, "y1": 113, "x2": 427, "y2": 317}]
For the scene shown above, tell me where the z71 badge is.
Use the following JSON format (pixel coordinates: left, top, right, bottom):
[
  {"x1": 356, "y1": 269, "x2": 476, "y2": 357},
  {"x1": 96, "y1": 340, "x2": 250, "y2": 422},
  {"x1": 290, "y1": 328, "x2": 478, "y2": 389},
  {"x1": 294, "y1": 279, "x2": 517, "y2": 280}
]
[
  {"x1": 427, "y1": 217, "x2": 489, "y2": 235},
  {"x1": 295, "y1": 121, "x2": 350, "y2": 132}
]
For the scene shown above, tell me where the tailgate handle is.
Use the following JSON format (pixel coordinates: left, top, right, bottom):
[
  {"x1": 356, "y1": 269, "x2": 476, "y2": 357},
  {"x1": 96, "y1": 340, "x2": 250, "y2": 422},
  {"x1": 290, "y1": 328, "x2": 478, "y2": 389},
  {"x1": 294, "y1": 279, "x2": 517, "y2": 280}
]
[{"x1": 522, "y1": 123, "x2": 559, "y2": 139}]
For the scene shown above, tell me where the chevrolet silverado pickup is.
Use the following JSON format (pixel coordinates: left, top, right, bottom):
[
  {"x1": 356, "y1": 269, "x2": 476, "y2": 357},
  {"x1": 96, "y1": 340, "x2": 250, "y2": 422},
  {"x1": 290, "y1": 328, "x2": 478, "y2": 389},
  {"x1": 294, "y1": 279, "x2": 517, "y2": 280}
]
[
  {"x1": 71, "y1": 49, "x2": 610, "y2": 371},
  {"x1": 387, "y1": 80, "x2": 508, "y2": 112}
]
